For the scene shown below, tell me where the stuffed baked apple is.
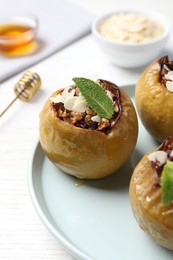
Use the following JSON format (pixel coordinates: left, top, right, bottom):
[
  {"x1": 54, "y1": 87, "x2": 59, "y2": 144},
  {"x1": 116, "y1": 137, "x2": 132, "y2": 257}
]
[
  {"x1": 130, "y1": 136, "x2": 173, "y2": 250},
  {"x1": 39, "y1": 77, "x2": 138, "y2": 179},
  {"x1": 135, "y1": 55, "x2": 173, "y2": 143}
]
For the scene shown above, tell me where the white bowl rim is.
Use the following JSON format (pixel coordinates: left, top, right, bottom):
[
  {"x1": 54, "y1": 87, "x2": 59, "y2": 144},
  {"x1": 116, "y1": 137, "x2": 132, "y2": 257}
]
[{"x1": 92, "y1": 7, "x2": 171, "y2": 47}]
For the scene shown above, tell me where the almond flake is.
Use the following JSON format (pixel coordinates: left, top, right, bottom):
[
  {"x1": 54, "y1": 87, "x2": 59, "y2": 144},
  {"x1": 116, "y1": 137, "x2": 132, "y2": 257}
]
[
  {"x1": 123, "y1": 24, "x2": 143, "y2": 33},
  {"x1": 72, "y1": 100, "x2": 87, "y2": 113},
  {"x1": 170, "y1": 151, "x2": 173, "y2": 158},
  {"x1": 62, "y1": 87, "x2": 75, "y2": 97},
  {"x1": 91, "y1": 115, "x2": 101, "y2": 123},
  {"x1": 106, "y1": 90, "x2": 113, "y2": 102},
  {"x1": 147, "y1": 151, "x2": 167, "y2": 166},
  {"x1": 64, "y1": 96, "x2": 78, "y2": 111},
  {"x1": 77, "y1": 96, "x2": 87, "y2": 102},
  {"x1": 165, "y1": 71, "x2": 173, "y2": 81},
  {"x1": 166, "y1": 81, "x2": 173, "y2": 92},
  {"x1": 50, "y1": 94, "x2": 65, "y2": 103}
]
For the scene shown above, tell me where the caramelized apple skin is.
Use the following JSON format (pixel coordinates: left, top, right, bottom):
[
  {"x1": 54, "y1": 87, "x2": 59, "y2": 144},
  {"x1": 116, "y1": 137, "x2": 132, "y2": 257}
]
[
  {"x1": 130, "y1": 151, "x2": 173, "y2": 250},
  {"x1": 39, "y1": 87, "x2": 138, "y2": 179},
  {"x1": 135, "y1": 59, "x2": 173, "y2": 143}
]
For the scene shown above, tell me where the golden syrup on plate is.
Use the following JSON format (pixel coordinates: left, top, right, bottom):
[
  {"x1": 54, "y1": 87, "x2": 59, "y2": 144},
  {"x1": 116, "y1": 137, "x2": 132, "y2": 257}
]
[{"x1": 75, "y1": 178, "x2": 85, "y2": 187}]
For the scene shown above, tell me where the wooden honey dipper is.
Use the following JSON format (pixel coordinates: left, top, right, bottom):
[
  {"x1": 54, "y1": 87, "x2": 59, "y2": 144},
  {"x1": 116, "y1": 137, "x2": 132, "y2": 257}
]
[{"x1": 0, "y1": 71, "x2": 41, "y2": 118}]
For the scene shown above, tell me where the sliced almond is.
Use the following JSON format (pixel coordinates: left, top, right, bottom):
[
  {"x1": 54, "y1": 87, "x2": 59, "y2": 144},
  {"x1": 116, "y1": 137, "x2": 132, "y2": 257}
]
[
  {"x1": 147, "y1": 151, "x2": 167, "y2": 166},
  {"x1": 72, "y1": 100, "x2": 87, "y2": 113},
  {"x1": 50, "y1": 94, "x2": 65, "y2": 103},
  {"x1": 165, "y1": 71, "x2": 173, "y2": 81},
  {"x1": 169, "y1": 151, "x2": 173, "y2": 158},
  {"x1": 91, "y1": 115, "x2": 101, "y2": 123},
  {"x1": 64, "y1": 96, "x2": 78, "y2": 111},
  {"x1": 106, "y1": 90, "x2": 113, "y2": 102},
  {"x1": 62, "y1": 87, "x2": 75, "y2": 97},
  {"x1": 166, "y1": 81, "x2": 173, "y2": 92},
  {"x1": 77, "y1": 96, "x2": 87, "y2": 102}
]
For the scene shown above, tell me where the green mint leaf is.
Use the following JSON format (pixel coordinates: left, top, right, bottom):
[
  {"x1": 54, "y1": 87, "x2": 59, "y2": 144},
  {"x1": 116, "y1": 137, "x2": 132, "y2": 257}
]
[
  {"x1": 72, "y1": 77, "x2": 114, "y2": 120},
  {"x1": 162, "y1": 161, "x2": 173, "y2": 205}
]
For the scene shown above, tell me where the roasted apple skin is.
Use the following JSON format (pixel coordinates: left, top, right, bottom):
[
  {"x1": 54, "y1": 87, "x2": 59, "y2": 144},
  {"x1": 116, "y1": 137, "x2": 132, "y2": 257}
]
[
  {"x1": 39, "y1": 86, "x2": 138, "y2": 179},
  {"x1": 135, "y1": 58, "x2": 173, "y2": 143},
  {"x1": 130, "y1": 151, "x2": 173, "y2": 251}
]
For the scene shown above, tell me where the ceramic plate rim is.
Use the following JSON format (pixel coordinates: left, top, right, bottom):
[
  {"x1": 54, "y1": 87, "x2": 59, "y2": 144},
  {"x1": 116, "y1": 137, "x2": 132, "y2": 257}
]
[{"x1": 28, "y1": 139, "x2": 95, "y2": 260}]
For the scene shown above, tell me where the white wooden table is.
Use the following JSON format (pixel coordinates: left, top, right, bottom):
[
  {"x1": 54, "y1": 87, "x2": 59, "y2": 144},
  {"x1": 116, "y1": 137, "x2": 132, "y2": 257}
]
[{"x1": 0, "y1": 0, "x2": 173, "y2": 259}]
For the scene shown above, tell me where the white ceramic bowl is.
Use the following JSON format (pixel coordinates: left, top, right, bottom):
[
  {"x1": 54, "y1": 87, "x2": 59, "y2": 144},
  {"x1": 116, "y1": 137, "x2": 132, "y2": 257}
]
[{"x1": 92, "y1": 8, "x2": 171, "y2": 68}]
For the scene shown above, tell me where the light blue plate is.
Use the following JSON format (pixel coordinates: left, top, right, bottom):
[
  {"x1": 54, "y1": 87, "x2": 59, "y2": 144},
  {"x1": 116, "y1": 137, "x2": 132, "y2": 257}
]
[{"x1": 28, "y1": 85, "x2": 173, "y2": 260}]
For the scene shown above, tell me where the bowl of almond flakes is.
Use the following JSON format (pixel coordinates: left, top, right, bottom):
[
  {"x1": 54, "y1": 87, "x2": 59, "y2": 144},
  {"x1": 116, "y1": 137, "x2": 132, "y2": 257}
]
[{"x1": 92, "y1": 8, "x2": 171, "y2": 68}]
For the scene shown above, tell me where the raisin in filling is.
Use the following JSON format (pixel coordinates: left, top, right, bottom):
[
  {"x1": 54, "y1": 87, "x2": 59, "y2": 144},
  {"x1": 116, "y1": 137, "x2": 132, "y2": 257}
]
[{"x1": 51, "y1": 79, "x2": 122, "y2": 134}]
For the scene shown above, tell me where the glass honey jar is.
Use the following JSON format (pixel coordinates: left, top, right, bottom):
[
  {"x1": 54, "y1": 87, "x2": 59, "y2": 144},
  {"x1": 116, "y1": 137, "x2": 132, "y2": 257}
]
[{"x1": 0, "y1": 14, "x2": 38, "y2": 57}]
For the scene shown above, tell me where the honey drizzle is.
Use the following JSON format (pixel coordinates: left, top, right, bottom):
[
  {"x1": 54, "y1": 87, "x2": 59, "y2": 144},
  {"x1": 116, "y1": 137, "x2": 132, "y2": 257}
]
[{"x1": 74, "y1": 178, "x2": 85, "y2": 187}]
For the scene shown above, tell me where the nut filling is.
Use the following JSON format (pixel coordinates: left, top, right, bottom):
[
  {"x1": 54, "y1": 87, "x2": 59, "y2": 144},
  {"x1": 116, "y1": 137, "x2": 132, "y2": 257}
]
[
  {"x1": 148, "y1": 136, "x2": 173, "y2": 187},
  {"x1": 159, "y1": 56, "x2": 173, "y2": 91},
  {"x1": 51, "y1": 79, "x2": 122, "y2": 134}
]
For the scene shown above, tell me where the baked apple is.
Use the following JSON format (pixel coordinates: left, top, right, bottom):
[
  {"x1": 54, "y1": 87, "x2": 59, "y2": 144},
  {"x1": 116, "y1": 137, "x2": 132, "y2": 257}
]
[
  {"x1": 39, "y1": 78, "x2": 138, "y2": 179},
  {"x1": 130, "y1": 136, "x2": 173, "y2": 251},
  {"x1": 135, "y1": 55, "x2": 173, "y2": 143}
]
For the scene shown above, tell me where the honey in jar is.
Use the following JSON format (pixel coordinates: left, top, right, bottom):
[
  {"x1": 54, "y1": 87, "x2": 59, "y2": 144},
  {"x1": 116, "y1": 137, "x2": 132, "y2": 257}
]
[{"x1": 0, "y1": 15, "x2": 38, "y2": 57}]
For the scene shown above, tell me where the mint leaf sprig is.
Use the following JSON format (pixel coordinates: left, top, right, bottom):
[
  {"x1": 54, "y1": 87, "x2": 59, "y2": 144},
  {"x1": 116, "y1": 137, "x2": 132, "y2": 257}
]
[
  {"x1": 162, "y1": 161, "x2": 173, "y2": 205},
  {"x1": 73, "y1": 77, "x2": 114, "y2": 120}
]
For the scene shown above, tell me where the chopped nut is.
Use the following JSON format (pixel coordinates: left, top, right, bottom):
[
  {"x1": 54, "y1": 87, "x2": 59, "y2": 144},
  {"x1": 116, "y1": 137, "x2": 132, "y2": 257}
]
[
  {"x1": 114, "y1": 103, "x2": 119, "y2": 112},
  {"x1": 85, "y1": 114, "x2": 92, "y2": 121},
  {"x1": 102, "y1": 118, "x2": 109, "y2": 123},
  {"x1": 86, "y1": 107, "x2": 94, "y2": 115},
  {"x1": 71, "y1": 112, "x2": 83, "y2": 123},
  {"x1": 62, "y1": 110, "x2": 67, "y2": 118},
  {"x1": 98, "y1": 119, "x2": 110, "y2": 130}
]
